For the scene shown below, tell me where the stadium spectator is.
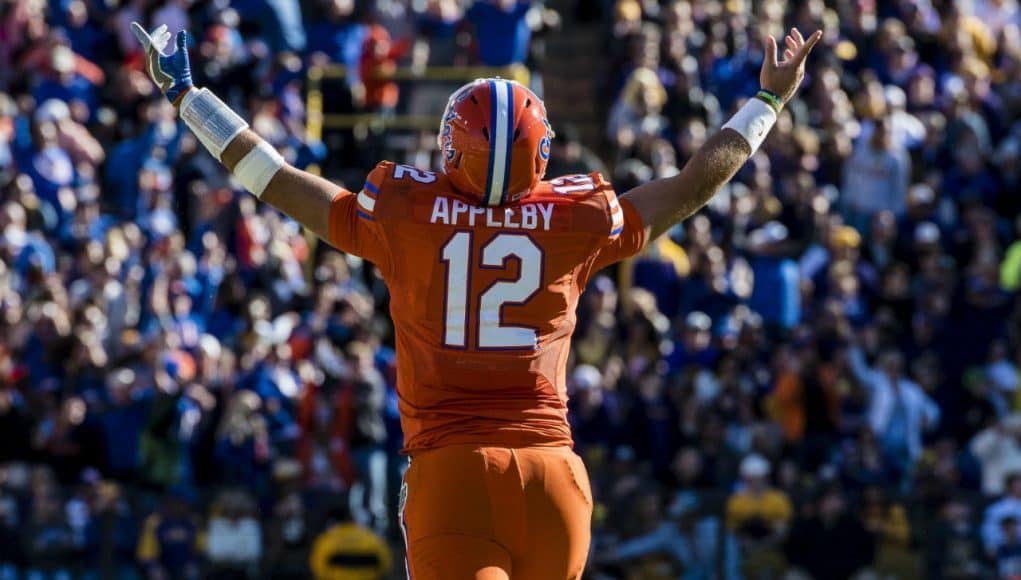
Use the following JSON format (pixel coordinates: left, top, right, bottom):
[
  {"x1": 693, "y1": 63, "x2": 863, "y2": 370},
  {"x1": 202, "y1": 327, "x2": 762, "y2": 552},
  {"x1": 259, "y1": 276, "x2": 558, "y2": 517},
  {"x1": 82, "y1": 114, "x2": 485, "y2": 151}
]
[
  {"x1": 745, "y1": 221, "x2": 802, "y2": 330},
  {"x1": 860, "y1": 484, "x2": 917, "y2": 578},
  {"x1": 137, "y1": 490, "x2": 202, "y2": 580},
  {"x1": 971, "y1": 413, "x2": 1021, "y2": 496},
  {"x1": 984, "y1": 473, "x2": 1021, "y2": 557},
  {"x1": 725, "y1": 454, "x2": 792, "y2": 578},
  {"x1": 23, "y1": 488, "x2": 75, "y2": 580},
  {"x1": 847, "y1": 339, "x2": 941, "y2": 485},
  {"x1": 413, "y1": 0, "x2": 464, "y2": 67},
  {"x1": 206, "y1": 489, "x2": 263, "y2": 579},
  {"x1": 81, "y1": 481, "x2": 139, "y2": 580},
  {"x1": 466, "y1": 0, "x2": 533, "y2": 68},
  {"x1": 263, "y1": 491, "x2": 313, "y2": 580},
  {"x1": 1000, "y1": 515, "x2": 1021, "y2": 579},
  {"x1": 926, "y1": 497, "x2": 988, "y2": 579},
  {"x1": 544, "y1": 124, "x2": 608, "y2": 178},
  {"x1": 214, "y1": 391, "x2": 271, "y2": 496},
  {"x1": 839, "y1": 113, "x2": 912, "y2": 234},
  {"x1": 358, "y1": 24, "x2": 411, "y2": 113},
  {"x1": 594, "y1": 487, "x2": 702, "y2": 577},
  {"x1": 345, "y1": 341, "x2": 388, "y2": 534},
  {"x1": 785, "y1": 486, "x2": 875, "y2": 580}
]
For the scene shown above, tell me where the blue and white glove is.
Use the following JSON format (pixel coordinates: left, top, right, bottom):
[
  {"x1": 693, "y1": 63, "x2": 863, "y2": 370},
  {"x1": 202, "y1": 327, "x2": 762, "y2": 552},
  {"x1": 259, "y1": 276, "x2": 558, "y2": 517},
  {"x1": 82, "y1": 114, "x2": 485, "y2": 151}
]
[
  {"x1": 131, "y1": 22, "x2": 193, "y2": 105},
  {"x1": 129, "y1": 21, "x2": 278, "y2": 194}
]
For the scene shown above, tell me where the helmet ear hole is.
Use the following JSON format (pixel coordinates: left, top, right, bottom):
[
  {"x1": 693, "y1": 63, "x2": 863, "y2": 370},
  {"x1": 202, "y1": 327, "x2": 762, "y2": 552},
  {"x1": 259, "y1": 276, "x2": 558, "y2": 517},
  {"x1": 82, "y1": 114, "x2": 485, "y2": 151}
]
[
  {"x1": 525, "y1": 98, "x2": 532, "y2": 108},
  {"x1": 513, "y1": 128, "x2": 521, "y2": 141},
  {"x1": 481, "y1": 127, "x2": 490, "y2": 141}
]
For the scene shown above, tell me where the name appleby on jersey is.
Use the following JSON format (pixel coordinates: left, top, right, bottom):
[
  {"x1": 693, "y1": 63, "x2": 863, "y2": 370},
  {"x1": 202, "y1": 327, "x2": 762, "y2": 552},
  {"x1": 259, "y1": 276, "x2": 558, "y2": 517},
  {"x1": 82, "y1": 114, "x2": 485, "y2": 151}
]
[{"x1": 429, "y1": 196, "x2": 555, "y2": 231}]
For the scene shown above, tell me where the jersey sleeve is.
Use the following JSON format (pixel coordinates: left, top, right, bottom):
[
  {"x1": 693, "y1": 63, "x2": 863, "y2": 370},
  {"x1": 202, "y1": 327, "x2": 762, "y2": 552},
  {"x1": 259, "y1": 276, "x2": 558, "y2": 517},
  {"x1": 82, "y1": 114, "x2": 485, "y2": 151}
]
[
  {"x1": 576, "y1": 178, "x2": 647, "y2": 286},
  {"x1": 593, "y1": 190, "x2": 646, "y2": 269},
  {"x1": 327, "y1": 162, "x2": 393, "y2": 276}
]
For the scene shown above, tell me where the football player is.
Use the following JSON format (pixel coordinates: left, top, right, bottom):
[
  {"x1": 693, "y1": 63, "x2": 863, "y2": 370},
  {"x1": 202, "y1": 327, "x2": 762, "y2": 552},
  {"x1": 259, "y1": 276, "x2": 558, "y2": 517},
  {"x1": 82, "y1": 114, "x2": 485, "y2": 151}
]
[{"x1": 132, "y1": 22, "x2": 820, "y2": 579}]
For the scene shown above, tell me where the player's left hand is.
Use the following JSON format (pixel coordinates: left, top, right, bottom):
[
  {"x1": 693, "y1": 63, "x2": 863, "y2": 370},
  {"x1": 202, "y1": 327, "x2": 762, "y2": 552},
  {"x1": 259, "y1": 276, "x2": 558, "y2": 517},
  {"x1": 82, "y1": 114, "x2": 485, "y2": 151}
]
[
  {"x1": 131, "y1": 22, "x2": 194, "y2": 105},
  {"x1": 760, "y1": 27, "x2": 822, "y2": 105}
]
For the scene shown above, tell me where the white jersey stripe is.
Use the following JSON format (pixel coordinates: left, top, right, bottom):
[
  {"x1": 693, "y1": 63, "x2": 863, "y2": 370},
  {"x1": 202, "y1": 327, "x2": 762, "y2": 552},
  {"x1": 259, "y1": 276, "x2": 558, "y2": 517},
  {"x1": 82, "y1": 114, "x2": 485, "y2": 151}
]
[{"x1": 357, "y1": 190, "x2": 376, "y2": 213}]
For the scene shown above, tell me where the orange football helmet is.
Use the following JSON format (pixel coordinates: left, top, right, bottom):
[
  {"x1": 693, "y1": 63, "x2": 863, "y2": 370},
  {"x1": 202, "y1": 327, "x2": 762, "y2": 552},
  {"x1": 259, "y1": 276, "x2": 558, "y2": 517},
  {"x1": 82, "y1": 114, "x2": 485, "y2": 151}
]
[{"x1": 438, "y1": 78, "x2": 554, "y2": 206}]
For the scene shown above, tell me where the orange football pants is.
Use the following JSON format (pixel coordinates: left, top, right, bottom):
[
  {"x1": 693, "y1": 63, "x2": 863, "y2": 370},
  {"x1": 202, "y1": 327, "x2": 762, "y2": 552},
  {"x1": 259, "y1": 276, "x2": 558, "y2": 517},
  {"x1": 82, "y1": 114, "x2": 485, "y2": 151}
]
[{"x1": 398, "y1": 444, "x2": 593, "y2": 579}]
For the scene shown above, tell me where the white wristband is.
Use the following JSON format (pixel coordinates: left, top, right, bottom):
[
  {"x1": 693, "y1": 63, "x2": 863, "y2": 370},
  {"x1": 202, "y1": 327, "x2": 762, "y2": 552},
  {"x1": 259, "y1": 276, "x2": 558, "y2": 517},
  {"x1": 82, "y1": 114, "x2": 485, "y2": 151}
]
[
  {"x1": 722, "y1": 97, "x2": 777, "y2": 154},
  {"x1": 179, "y1": 88, "x2": 249, "y2": 160},
  {"x1": 234, "y1": 141, "x2": 286, "y2": 198}
]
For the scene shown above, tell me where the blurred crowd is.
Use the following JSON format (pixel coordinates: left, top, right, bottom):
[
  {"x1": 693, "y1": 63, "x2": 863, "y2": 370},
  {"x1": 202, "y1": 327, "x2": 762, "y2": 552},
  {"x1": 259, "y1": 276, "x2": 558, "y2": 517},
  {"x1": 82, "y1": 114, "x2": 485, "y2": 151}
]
[{"x1": 2, "y1": 0, "x2": 1021, "y2": 578}]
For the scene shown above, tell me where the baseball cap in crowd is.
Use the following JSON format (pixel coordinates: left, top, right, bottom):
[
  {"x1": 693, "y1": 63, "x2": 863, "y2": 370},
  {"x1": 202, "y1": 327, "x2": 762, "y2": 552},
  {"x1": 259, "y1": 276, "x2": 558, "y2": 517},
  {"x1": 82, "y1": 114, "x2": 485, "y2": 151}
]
[
  {"x1": 747, "y1": 221, "x2": 788, "y2": 249},
  {"x1": 884, "y1": 85, "x2": 907, "y2": 109},
  {"x1": 272, "y1": 458, "x2": 303, "y2": 482},
  {"x1": 592, "y1": 275, "x2": 616, "y2": 294},
  {"x1": 740, "y1": 453, "x2": 771, "y2": 479},
  {"x1": 35, "y1": 99, "x2": 71, "y2": 123},
  {"x1": 685, "y1": 311, "x2": 712, "y2": 332},
  {"x1": 908, "y1": 183, "x2": 935, "y2": 206},
  {"x1": 147, "y1": 207, "x2": 176, "y2": 239},
  {"x1": 914, "y1": 222, "x2": 940, "y2": 245},
  {"x1": 830, "y1": 225, "x2": 861, "y2": 250},
  {"x1": 50, "y1": 45, "x2": 75, "y2": 74},
  {"x1": 571, "y1": 364, "x2": 602, "y2": 391},
  {"x1": 80, "y1": 467, "x2": 102, "y2": 485},
  {"x1": 615, "y1": 0, "x2": 641, "y2": 21},
  {"x1": 198, "y1": 334, "x2": 222, "y2": 360},
  {"x1": 994, "y1": 137, "x2": 1019, "y2": 168}
]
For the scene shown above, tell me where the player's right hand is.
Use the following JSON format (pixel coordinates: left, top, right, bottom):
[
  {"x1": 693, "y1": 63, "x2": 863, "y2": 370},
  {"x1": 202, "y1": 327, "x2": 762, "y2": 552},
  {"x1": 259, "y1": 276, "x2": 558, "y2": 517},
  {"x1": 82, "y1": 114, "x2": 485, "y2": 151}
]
[
  {"x1": 760, "y1": 28, "x2": 822, "y2": 105},
  {"x1": 131, "y1": 22, "x2": 194, "y2": 105}
]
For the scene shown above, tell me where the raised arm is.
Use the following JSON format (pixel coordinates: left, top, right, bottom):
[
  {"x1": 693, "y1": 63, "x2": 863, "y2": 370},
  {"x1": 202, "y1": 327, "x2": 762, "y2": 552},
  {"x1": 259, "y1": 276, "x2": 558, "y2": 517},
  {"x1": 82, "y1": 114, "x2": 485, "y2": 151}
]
[
  {"x1": 132, "y1": 24, "x2": 338, "y2": 241},
  {"x1": 623, "y1": 28, "x2": 821, "y2": 241},
  {"x1": 217, "y1": 130, "x2": 337, "y2": 240}
]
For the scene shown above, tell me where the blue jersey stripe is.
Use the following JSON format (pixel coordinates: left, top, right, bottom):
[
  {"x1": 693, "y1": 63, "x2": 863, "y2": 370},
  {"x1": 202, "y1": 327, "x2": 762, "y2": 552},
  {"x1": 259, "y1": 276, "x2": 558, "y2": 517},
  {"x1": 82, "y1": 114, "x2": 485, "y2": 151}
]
[
  {"x1": 364, "y1": 182, "x2": 379, "y2": 195},
  {"x1": 357, "y1": 210, "x2": 375, "y2": 221}
]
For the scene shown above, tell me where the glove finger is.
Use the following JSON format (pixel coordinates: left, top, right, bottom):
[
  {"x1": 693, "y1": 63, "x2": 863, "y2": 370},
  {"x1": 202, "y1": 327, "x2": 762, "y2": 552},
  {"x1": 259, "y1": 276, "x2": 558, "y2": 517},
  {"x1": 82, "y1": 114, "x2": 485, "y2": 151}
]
[
  {"x1": 130, "y1": 22, "x2": 152, "y2": 49},
  {"x1": 152, "y1": 25, "x2": 171, "y2": 52},
  {"x1": 175, "y1": 30, "x2": 188, "y2": 53}
]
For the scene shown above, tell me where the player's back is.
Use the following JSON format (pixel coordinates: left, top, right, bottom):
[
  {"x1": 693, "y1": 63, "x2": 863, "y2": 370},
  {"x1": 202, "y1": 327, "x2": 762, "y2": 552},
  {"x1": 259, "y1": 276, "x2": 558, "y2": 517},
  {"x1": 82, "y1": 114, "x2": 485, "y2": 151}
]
[{"x1": 329, "y1": 161, "x2": 644, "y2": 453}]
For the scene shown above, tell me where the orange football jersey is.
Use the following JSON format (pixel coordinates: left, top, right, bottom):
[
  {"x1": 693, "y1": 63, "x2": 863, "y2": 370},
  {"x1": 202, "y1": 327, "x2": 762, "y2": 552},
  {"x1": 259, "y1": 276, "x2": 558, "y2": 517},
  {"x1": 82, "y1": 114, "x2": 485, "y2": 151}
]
[{"x1": 328, "y1": 161, "x2": 646, "y2": 453}]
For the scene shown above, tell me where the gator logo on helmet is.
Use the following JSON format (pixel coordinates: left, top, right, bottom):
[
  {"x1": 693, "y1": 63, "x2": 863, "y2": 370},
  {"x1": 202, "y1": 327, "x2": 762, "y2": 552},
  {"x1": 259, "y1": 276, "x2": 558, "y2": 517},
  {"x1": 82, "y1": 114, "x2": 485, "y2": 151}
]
[
  {"x1": 539, "y1": 118, "x2": 553, "y2": 160},
  {"x1": 439, "y1": 83, "x2": 476, "y2": 164},
  {"x1": 441, "y1": 111, "x2": 457, "y2": 163},
  {"x1": 440, "y1": 104, "x2": 469, "y2": 164}
]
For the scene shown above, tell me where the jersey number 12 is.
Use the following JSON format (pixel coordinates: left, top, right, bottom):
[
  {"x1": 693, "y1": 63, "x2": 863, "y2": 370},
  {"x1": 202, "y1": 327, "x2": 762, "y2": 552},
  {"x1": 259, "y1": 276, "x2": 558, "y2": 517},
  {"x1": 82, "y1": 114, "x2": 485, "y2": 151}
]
[{"x1": 440, "y1": 232, "x2": 543, "y2": 350}]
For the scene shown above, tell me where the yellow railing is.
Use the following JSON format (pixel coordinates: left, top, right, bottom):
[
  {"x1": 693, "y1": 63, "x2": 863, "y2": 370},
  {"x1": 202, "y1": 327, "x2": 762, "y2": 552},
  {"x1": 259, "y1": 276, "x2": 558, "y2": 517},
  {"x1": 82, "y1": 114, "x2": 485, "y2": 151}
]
[{"x1": 304, "y1": 64, "x2": 530, "y2": 142}]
